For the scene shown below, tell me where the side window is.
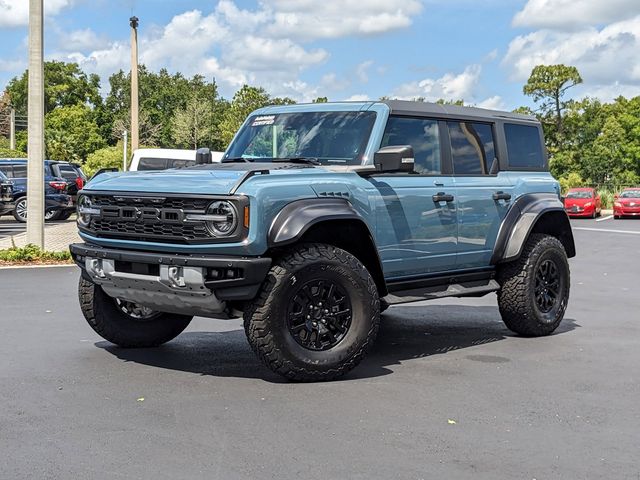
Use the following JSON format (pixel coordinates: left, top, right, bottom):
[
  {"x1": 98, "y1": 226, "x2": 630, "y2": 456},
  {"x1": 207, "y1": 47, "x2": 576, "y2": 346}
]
[
  {"x1": 169, "y1": 159, "x2": 196, "y2": 169},
  {"x1": 57, "y1": 165, "x2": 79, "y2": 180},
  {"x1": 448, "y1": 122, "x2": 495, "y2": 175},
  {"x1": 12, "y1": 165, "x2": 27, "y2": 178},
  {"x1": 381, "y1": 116, "x2": 441, "y2": 174},
  {"x1": 504, "y1": 123, "x2": 544, "y2": 169},
  {"x1": 138, "y1": 158, "x2": 169, "y2": 171},
  {"x1": 0, "y1": 166, "x2": 12, "y2": 178}
]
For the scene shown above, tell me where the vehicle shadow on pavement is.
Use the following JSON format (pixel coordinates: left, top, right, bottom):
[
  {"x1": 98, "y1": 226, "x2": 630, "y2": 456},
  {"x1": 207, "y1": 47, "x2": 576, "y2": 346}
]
[{"x1": 96, "y1": 304, "x2": 579, "y2": 383}]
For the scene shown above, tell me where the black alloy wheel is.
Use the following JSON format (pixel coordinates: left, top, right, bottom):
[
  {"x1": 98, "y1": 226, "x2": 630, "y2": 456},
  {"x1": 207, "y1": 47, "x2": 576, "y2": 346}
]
[{"x1": 287, "y1": 279, "x2": 353, "y2": 351}]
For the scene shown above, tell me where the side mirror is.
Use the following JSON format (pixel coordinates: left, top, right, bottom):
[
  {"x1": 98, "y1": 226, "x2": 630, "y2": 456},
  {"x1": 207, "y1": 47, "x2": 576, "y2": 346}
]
[
  {"x1": 195, "y1": 148, "x2": 212, "y2": 165},
  {"x1": 374, "y1": 145, "x2": 415, "y2": 173}
]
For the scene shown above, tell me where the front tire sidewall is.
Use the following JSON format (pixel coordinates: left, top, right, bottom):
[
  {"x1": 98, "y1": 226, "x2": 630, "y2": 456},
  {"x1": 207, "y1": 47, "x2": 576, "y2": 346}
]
[
  {"x1": 272, "y1": 262, "x2": 374, "y2": 369},
  {"x1": 13, "y1": 198, "x2": 27, "y2": 222},
  {"x1": 79, "y1": 276, "x2": 193, "y2": 348}
]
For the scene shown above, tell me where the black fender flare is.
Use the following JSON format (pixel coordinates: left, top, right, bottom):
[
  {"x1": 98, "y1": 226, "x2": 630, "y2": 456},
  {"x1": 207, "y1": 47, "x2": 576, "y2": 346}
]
[
  {"x1": 268, "y1": 198, "x2": 371, "y2": 247},
  {"x1": 491, "y1": 193, "x2": 576, "y2": 264}
]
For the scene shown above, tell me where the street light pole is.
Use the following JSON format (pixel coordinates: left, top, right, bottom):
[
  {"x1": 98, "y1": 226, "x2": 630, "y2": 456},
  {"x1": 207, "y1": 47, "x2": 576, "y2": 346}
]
[
  {"x1": 9, "y1": 108, "x2": 16, "y2": 150},
  {"x1": 130, "y1": 16, "x2": 139, "y2": 153},
  {"x1": 27, "y1": 0, "x2": 45, "y2": 248},
  {"x1": 123, "y1": 130, "x2": 128, "y2": 172}
]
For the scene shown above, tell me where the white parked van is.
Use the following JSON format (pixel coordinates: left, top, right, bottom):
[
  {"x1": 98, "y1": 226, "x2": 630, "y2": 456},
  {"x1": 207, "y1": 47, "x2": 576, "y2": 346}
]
[{"x1": 129, "y1": 148, "x2": 224, "y2": 171}]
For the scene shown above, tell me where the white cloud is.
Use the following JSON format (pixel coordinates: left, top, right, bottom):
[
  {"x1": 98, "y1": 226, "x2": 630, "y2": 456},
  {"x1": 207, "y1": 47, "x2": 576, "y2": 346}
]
[
  {"x1": 580, "y1": 82, "x2": 640, "y2": 102},
  {"x1": 513, "y1": 0, "x2": 640, "y2": 29},
  {"x1": 356, "y1": 60, "x2": 374, "y2": 83},
  {"x1": 475, "y1": 95, "x2": 506, "y2": 110},
  {"x1": 0, "y1": 0, "x2": 73, "y2": 28},
  {"x1": 503, "y1": 15, "x2": 640, "y2": 87},
  {"x1": 267, "y1": 0, "x2": 423, "y2": 40},
  {"x1": 57, "y1": 28, "x2": 109, "y2": 52},
  {"x1": 344, "y1": 94, "x2": 370, "y2": 101},
  {"x1": 391, "y1": 65, "x2": 483, "y2": 102}
]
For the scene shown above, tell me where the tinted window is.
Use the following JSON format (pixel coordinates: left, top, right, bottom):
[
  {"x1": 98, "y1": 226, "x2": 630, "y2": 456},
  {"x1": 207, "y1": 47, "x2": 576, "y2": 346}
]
[
  {"x1": 12, "y1": 165, "x2": 27, "y2": 178},
  {"x1": 0, "y1": 166, "x2": 11, "y2": 178},
  {"x1": 381, "y1": 116, "x2": 441, "y2": 174},
  {"x1": 448, "y1": 122, "x2": 495, "y2": 175},
  {"x1": 58, "y1": 165, "x2": 79, "y2": 180},
  {"x1": 168, "y1": 159, "x2": 195, "y2": 169},
  {"x1": 505, "y1": 123, "x2": 544, "y2": 169},
  {"x1": 138, "y1": 158, "x2": 169, "y2": 171}
]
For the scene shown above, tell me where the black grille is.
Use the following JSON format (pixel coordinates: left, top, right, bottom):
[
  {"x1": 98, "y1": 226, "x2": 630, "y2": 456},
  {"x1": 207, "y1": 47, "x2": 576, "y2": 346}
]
[{"x1": 84, "y1": 194, "x2": 214, "y2": 243}]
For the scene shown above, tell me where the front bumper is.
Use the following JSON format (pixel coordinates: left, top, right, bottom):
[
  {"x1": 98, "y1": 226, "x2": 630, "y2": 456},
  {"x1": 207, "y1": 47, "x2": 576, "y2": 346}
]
[{"x1": 70, "y1": 243, "x2": 271, "y2": 318}]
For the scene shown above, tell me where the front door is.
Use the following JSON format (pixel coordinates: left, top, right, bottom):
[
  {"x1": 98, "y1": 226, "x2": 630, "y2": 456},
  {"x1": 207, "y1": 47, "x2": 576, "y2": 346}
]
[{"x1": 369, "y1": 116, "x2": 458, "y2": 279}]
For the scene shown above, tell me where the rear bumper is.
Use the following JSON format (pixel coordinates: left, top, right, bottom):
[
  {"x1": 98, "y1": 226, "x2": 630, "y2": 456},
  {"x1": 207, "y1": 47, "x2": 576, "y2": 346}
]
[
  {"x1": 70, "y1": 243, "x2": 272, "y2": 317},
  {"x1": 0, "y1": 201, "x2": 15, "y2": 215}
]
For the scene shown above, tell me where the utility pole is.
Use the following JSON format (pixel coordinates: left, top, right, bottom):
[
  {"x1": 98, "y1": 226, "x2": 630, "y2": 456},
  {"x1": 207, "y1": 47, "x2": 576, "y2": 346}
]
[
  {"x1": 9, "y1": 108, "x2": 15, "y2": 150},
  {"x1": 130, "y1": 16, "x2": 139, "y2": 153},
  {"x1": 27, "y1": 0, "x2": 44, "y2": 248},
  {"x1": 123, "y1": 130, "x2": 128, "y2": 172}
]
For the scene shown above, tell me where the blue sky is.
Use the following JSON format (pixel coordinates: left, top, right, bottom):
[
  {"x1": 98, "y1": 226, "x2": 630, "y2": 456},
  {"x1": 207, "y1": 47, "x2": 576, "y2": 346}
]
[{"x1": 1, "y1": 0, "x2": 639, "y2": 109}]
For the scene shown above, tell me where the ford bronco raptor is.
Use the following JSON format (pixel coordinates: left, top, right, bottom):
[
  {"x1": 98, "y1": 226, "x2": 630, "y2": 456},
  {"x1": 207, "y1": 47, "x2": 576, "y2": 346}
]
[{"x1": 70, "y1": 101, "x2": 575, "y2": 381}]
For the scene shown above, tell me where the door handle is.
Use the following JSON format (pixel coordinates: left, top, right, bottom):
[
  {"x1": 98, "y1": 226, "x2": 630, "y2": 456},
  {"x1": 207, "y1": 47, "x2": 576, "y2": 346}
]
[
  {"x1": 433, "y1": 192, "x2": 455, "y2": 203},
  {"x1": 492, "y1": 191, "x2": 512, "y2": 201}
]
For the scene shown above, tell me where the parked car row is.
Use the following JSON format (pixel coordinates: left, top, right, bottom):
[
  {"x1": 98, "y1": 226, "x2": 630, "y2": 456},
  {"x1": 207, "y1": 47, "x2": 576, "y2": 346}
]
[
  {"x1": 564, "y1": 187, "x2": 640, "y2": 219},
  {"x1": 0, "y1": 159, "x2": 86, "y2": 222}
]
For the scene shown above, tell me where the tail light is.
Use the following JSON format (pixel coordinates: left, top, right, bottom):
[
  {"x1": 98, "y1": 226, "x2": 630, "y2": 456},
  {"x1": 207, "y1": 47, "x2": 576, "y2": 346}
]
[
  {"x1": 49, "y1": 180, "x2": 67, "y2": 191},
  {"x1": 75, "y1": 177, "x2": 84, "y2": 190}
]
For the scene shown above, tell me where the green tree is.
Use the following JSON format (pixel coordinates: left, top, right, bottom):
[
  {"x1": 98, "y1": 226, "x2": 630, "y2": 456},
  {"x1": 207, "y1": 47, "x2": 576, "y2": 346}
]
[
  {"x1": 45, "y1": 105, "x2": 106, "y2": 162},
  {"x1": 6, "y1": 61, "x2": 102, "y2": 116},
  {"x1": 171, "y1": 96, "x2": 214, "y2": 149},
  {"x1": 523, "y1": 64, "x2": 582, "y2": 144},
  {"x1": 219, "y1": 85, "x2": 272, "y2": 146},
  {"x1": 83, "y1": 143, "x2": 129, "y2": 178}
]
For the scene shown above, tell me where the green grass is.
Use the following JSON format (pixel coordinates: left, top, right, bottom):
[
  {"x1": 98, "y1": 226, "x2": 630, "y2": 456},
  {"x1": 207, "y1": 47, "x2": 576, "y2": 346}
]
[{"x1": 0, "y1": 244, "x2": 72, "y2": 264}]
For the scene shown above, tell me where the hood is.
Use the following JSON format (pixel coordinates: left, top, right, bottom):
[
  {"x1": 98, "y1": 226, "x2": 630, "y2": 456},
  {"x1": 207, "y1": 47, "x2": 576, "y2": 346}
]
[
  {"x1": 619, "y1": 197, "x2": 640, "y2": 204},
  {"x1": 564, "y1": 197, "x2": 592, "y2": 206},
  {"x1": 84, "y1": 162, "x2": 318, "y2": 195}
]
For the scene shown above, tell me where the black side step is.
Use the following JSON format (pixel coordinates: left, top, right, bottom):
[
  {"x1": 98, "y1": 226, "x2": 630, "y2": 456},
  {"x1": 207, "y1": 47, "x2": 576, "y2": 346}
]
[{"x1": 383, "y1": 271, "x2": 500, "y2": 306}]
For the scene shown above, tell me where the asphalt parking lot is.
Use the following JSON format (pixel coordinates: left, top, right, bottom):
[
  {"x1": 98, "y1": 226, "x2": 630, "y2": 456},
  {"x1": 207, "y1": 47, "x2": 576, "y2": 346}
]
[{"x1": 1, "y1": 218, "x2": 639, "y2": 479}]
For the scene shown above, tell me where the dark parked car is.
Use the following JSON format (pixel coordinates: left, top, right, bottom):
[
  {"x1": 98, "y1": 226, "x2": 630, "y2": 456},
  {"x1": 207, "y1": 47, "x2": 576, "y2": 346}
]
[
  {"x1": 0, "y1": 170, "x2": 15, "y2": 216},
  {"x1": 0, "y1": 159, "x2": 77, "y2": 222}
]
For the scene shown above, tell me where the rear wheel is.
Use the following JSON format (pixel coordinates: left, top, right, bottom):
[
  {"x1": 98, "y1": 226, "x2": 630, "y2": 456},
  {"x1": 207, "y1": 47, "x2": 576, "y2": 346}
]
[
  {"x1": 497, "y1": 234, "x2": 570, "y2": 337},
  {"x1": 78, "y1": 276, "x2": 193, "y2": 347},
  {"x1": 12, "y1": 198, "x2": 27, "y2": 222},
  {"x1": 244, "y1": 243, "x2": 380, "y2": 382}
]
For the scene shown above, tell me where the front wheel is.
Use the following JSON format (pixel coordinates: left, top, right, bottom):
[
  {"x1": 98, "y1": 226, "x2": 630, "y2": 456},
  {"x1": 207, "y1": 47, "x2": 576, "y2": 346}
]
[
  {"x1": 497, "y1": 234, "x2": 570, "y2": 337},
  {"x1": 13, "y1": 198, "x2": 27, "y2": 222},
  {"x1": 244, "y1": 243, "x2": 380, "y2": 382},
  {"x1": 78, "y1": 277, "x2": 193, "y2": 347}
]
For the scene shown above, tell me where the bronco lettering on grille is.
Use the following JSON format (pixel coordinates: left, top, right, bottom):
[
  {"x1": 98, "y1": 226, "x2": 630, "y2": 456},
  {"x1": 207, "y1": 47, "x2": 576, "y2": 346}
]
[{"x1": 100, "y1": 206, "x2": 184, "y2": 224}]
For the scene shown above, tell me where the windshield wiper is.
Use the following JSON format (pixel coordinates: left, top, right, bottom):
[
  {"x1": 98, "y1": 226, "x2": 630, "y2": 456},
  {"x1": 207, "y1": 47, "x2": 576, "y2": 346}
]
[
  {"x1": 272, "y1": 157, "x2": 321, "y2": 166},
  {"x1": 221, "y1": 157, "x2": 253, "y2": 163}
]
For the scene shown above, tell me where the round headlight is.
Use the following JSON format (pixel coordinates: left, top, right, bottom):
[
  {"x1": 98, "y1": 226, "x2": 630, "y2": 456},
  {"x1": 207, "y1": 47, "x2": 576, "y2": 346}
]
[
  {"x1": 77, "y1": 195, "x2": 92, "y2": 227},
  {"x1": 205, "y1": 201, "x2": 238, "y2": 237}
]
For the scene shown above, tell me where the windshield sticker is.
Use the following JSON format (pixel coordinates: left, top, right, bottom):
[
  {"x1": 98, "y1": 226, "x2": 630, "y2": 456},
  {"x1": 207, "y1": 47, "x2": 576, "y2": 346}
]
[{"x1": 251, "y1": 115, "x2": 276, "y2": 127}]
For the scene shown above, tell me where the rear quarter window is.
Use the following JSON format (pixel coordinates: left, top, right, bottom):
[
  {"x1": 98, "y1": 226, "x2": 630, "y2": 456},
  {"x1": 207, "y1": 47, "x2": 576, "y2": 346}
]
[
  {"x1": 504, "y1": 123, "x2": 545, "y2": 170},
  {"x1": 138, "y1": 158, "x2": 169, "y2": 171}
]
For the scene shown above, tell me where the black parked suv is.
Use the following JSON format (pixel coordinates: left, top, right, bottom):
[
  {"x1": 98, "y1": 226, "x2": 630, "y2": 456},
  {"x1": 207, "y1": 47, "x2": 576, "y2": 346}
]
[
  {"x1": 0, "y1": 159, "x2": 81, "y2": 222},
  {"x1": 0, "y1": 170, "x2": 15, "y2": 216}
]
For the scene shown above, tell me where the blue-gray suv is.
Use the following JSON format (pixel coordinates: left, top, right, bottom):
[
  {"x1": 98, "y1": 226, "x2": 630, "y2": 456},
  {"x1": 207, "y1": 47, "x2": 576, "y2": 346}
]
[{"x1": 70, "y1": 101, "x2": 575, "y2": 381}]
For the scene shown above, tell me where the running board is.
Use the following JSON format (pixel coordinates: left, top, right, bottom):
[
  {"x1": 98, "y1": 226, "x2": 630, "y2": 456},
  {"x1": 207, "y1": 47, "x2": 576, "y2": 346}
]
[{"x1": 383, "y1": 279, "x2": 501, "y2": 306}]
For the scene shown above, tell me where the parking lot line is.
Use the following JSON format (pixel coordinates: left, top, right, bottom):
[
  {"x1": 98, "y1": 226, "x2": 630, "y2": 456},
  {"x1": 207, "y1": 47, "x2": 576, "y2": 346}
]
[
  {"x1": 574, "y1": 227, "x2": 640, "y2": 235},
  {"x1": 596, "y1": 215, "x2": 613, "y2": 222}
]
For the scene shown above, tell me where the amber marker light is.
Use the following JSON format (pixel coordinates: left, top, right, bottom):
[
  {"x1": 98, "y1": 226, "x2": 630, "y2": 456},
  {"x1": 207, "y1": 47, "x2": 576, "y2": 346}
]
[{"x1": 244, "y1": 206, "x2": 250, "y2": 228}]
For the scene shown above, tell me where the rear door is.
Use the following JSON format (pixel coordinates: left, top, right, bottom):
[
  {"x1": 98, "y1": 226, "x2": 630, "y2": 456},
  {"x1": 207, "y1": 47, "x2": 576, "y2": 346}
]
[
  {"x1": 449, "y1": 121, "x2": 512, "y2": 269},
  {"x1": 369, "y1": 116, "x2": 458, "y2": 279}
]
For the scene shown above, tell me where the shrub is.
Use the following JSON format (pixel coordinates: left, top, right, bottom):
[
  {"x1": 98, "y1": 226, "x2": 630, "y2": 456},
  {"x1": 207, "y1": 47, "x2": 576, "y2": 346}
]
[
  {"x1": 83, "y1": 145, "x2": 124, "y2": 178},
  {"x1": 0, "y1": 244, "x2": 71, "y2": 263},
  {"x1": 0, "y1": 147, "x2": 27, "y2": 159}
]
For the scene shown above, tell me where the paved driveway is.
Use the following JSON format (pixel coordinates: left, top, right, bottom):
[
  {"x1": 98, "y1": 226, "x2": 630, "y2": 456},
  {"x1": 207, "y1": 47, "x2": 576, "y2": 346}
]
[{"x1": 1, "y1": 220, "x2": 639, "y2": 479}]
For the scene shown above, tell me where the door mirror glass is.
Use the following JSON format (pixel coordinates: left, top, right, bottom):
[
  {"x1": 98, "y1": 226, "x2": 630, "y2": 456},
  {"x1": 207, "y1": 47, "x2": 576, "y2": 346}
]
[{"x1": 374, "y1": 145, "x2": 415, "y2": 173}]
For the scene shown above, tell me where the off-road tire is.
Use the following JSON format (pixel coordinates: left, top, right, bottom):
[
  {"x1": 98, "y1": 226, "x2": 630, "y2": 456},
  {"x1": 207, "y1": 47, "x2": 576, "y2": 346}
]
[
  {"x1": 244, "y1": 243, "x2": 380, "y2": 382},
  {"x1": 497, "y1": 234, "x2": 570, "y2": 337},
  {"x1": 79, "y1": 276, "x2": 193, "y2": 347}
]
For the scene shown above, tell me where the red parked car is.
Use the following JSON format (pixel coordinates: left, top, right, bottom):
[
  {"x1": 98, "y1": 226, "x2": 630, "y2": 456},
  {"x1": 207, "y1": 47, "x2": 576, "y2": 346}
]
[
  {"x1": 564, "y1": 187, "x2": 602, "y2": 218},
  {"x1": 614, "y1": 188, "x2": 640, "y2": 219}
]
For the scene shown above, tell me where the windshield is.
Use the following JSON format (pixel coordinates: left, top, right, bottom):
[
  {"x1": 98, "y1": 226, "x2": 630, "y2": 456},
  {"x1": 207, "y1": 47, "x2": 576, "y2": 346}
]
[
  {"x1": 224, "y1": 111, "x2": 377, "y2": 165},
  {"x1": 620, "y1": 190, "x2": 640, "y2": 198},
  {"x1": 566, "y1": 191, "x2": 593, "y2": 199}
]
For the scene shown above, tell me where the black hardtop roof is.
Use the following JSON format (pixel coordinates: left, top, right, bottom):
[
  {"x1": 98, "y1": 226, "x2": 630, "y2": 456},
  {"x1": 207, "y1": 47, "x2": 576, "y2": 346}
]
[{"x1": 381, "y1": 100, "x2": 537, "y2": 123}]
